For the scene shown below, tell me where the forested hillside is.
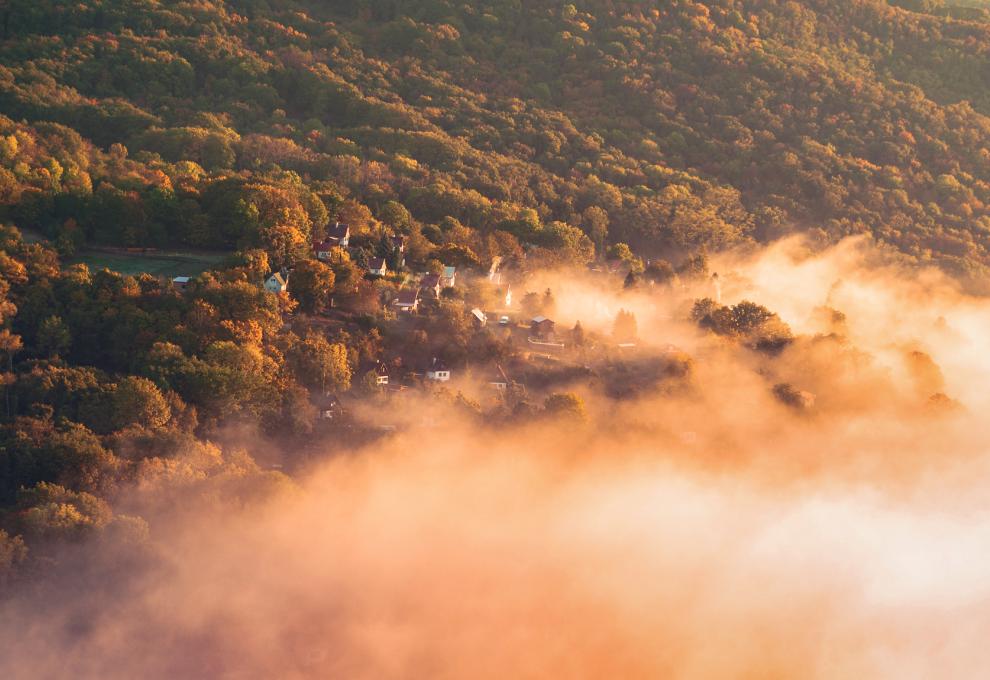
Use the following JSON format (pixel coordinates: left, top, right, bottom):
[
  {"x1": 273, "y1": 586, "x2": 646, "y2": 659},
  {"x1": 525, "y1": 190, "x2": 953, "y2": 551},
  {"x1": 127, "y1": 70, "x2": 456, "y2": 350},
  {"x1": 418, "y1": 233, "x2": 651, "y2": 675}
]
[{"x1": 1, "y1": 0, "x2": 990, "y2": 280}]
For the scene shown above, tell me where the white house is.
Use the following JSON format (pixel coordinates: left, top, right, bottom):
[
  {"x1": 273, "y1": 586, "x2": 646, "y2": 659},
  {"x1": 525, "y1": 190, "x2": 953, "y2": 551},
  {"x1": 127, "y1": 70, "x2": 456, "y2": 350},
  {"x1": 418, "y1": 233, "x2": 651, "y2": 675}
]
[
  {"x1": 420, "y1": 273, "x2": 442, "y2": 298},
  {"x1": 374, "y1": 361, "x2": 390, "y2": 386},
  {"x1": 314, "y1": 240, "x2": 335, "y2": 261},
  {"x1": 426, "y1": 357, "x2": 451, "y2": 382},
  {"x1": 393, "y1": 289, "x2": 419, "y2": 313},
  {"x1": 488, "y1": 256, "x2": 502, "y2": 284},
  {"x1": 326, "y1": 222, "x2": 350, "y2": 248},
  {"x1": 488, "y1": 364, "x2": 510, "y2": 392},
  {"x1": 265, "y1": 272, "x2": 289, "y2": 293},
  {"x1": 470, "y1": 308, "x2": 487, "y2": 328},
  {"x1": 368, "y1": 257, "x2": 388, "y2": 277}
]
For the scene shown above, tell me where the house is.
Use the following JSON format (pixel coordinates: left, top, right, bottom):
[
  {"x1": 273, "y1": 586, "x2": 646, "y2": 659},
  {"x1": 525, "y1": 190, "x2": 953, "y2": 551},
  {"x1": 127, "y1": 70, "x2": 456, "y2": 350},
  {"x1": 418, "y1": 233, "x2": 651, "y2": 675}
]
[
  {"x1": 316, "y1": 393, "x2": 346, "y2": 421},
  {"x1": 326, "y1": 222, "x2": 350, "y2": 247},
  {"x1": 420, "y1": 273, "x2": 442, "y2": 298},
  {"x1": 374, "y1": 361, "x2": 390, "y2": 386},
  {"x1": 314, "y1": 240, "x2": 335, "y2": 261},
  {"x1": 488, "y1": 364, "x2": 510, "y2": 392},
  {"x1": 470, "y1": 308, "x2": 487, "y2": 328},
  {"x1": 172, "y1": 276, "x2": 191, "y2": 292},
  {"x1": 426, "y1": 357, "x2": 451, "y2": 382},
  {"x1": 503, "y1": 285, "x2": 513, "y2": 308},
  {"x1": 393, "y1": 288, "x2": 420, "y2": 313},
  {"x1": 265, "y1": 272, "x2": 289, "y2": 293},
  {"x1": 488, "y1": 256, "x2": 502, "y2": 284},
  {"x1": 368, "y1": 257, "x2": 388, "y2": 277},
  {"x1": 530, "y1": 316, "x2": 555, "y2": 339},
  {"x1": 441, "y1": 265, "x2": 457, "y2": 288},
  {"x1": 388, "y1": 234, "x2": 406, "y2": 268}
]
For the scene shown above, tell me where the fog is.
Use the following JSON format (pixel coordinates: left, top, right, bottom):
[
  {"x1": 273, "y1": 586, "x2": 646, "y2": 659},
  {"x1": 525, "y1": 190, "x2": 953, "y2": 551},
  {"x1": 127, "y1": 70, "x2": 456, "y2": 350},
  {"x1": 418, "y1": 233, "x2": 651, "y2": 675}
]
[{"x1": 3, "y1": 236, "x2": 990, "y2": 679}]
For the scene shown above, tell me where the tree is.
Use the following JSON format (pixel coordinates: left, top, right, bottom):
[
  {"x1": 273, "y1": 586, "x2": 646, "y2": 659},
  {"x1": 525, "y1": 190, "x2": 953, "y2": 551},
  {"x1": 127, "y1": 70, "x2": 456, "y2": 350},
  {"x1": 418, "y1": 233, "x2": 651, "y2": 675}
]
[
  {"x1": 287, "y1": 331, "x2": 352, "y2": 393},
  {"x1": 0, "y1": 329, "x2": 22, "y2": 417},
  {"x1": 521, "y1": 291, "x2": 542, "y2": 317},
  {"x1": 287, "y1": 260, "x2": 335, "y2": 313},
  {"x1": 0, "y1": 529, "x2": 26, "y2": 586},
  {"x1": 613, "y1": 309, "x2": 638, "y2": 342},
  {"x1": 37, "y1": 315, "x2": 70, "y2": 358},
  {"x1": 582, "y1": 206, "x2": 609, "y2": 254},
  {"x1": 543, "y1": 392, "x2": 587, "y2": 422},
  {"x1": 645, "y1": 260, "x2": 676, "y2": 285},
  {"x1": 571, "y1": 321, "x2": 585, "y2": 347},
  {"x1": 112, "y1": 376, "x2": 171, "y2": 430}
]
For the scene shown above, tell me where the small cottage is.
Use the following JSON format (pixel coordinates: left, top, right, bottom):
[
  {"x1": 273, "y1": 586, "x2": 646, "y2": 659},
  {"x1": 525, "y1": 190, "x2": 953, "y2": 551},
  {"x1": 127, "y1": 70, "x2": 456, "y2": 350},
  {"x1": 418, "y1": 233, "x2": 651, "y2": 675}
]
[
  {"x1": 368, "y1": 257, "x2": 388, "y2": 277},
  {"x1": 420, "y1": 273, "x2": 442, "y2": 298},
  {"x1": 426, "y1": 357, "x2": 451, "y2": 382},
  {"x1": 325, "y1": 222, "x2": 350, "y2": 248},
  {"x1": 172, "y1": 276, "x2": 191, "y2": 292},
  {"x1": 530, "y1": 316, "x2": 555, "y2": 339},
  {"x1": 265, "y1": 272, "x2": 289, "y2": 293},
  {"x1": 374, "y1": 361, "x2": 390, "y2": 386},
  {"x1": 441, "y1": 265, "x2": 457, "y2": 288},
  {"x1": 394, "y1": 289, "x2": 420, "y2": 313},
  {"x1": 470, "y1": 308, "x2": 487, "y2": 328}
]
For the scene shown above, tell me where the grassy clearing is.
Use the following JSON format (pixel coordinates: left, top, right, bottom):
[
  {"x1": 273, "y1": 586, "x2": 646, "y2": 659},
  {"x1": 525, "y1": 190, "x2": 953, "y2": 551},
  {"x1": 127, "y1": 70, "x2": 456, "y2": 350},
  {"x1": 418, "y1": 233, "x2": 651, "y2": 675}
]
[{"x1": 68, "y1": 251, "x2": 226, "y2": 278}]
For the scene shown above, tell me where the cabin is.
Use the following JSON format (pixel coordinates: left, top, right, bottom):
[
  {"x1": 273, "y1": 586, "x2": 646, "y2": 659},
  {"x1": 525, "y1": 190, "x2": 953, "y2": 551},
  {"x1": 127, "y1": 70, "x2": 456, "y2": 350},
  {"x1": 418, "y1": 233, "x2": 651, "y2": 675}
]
[
  {"x1": 265, "y1": 272, "x2": 289, "y2": 294},
  {"x1": 530, "y1": 316, "x2": 555, "y2": 339},
  {"x1": 470, "y1": 308, "x2": 487, "y2": 328},
  {"x1": 368, "y1": 257, "x2": 388, "y2": 277},
  {"x1": 426, "y1": 357, "x2": 451, "y2": 382},
  {"x1": 374, "y1": 361, "x2": 390, "y2": 386},
  {"x1": 488, "y1": 364, "x2": 511, "y2": 392},
  {"x1": 316, "y1": 393, "x2": 346, "y2": 421},
  {"x1": 171, "y1": 276, "x2": 191, "y2": 292},
  {"x1": 503, "y1": 285, "x2": 513, "y2": 308},
  {"x1": 420, "y1": 273, "x2": 442, "y2": 298},
  {"x1": 441, "y1": 265, "x2": 457, "y2": 288},
  {"x1": 393, "y1": 289, "x2": 420, "y2": 313},
  {"x1": 488, "y1": 256, "x2": 502, "y2": 284},
  {"x1": 313, "y1": 240, "x2": 335, "y2": 261},
  {"x1": 325, "y1": 222, "x2": 350, "y2": 248},
  {"x1": 388, "y1": 235, "x2": 406, "y2": 268}
]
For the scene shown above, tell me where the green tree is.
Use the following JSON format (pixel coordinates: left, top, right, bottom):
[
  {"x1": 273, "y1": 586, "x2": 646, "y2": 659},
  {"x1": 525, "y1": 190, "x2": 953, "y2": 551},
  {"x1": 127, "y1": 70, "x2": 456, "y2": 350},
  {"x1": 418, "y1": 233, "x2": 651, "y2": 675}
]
[
  {"x1": 37, "y1": 315, "x2": 71, "y2": 358},
  {"x1": 287, "y1": 260, "x2": 335, "y2": 313},
  {"x1": 112, "y1": 376, "x2": 171, "y2": 430}
]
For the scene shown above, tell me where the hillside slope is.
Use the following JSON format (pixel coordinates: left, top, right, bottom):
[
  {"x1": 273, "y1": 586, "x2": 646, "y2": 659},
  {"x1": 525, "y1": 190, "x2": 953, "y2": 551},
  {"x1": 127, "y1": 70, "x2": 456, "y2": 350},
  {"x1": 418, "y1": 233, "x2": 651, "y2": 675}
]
[{"x1": 2, "y1": 0, "x2": 990, "y2": 279}]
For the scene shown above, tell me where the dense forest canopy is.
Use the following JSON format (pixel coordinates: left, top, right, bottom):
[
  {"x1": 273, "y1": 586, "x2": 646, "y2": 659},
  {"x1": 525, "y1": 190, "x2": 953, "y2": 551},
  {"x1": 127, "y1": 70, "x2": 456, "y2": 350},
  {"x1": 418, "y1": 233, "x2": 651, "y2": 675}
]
[{"x1": 0, "y1": 0, "x2": 989, "y2": 280}]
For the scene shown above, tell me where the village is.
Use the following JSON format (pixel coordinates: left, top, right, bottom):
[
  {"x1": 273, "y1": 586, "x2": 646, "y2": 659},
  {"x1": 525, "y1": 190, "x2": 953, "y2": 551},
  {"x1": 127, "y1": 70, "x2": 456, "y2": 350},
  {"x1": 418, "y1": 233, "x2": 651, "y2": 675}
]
[{"x1": 169, "y1": 220, "x2": 699, "y2": 437}]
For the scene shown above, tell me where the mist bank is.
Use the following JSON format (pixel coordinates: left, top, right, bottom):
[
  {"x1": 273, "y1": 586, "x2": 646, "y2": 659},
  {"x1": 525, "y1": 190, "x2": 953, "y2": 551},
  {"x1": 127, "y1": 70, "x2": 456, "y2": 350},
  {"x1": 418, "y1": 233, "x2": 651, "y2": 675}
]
[{"x1": 3, "y1": 236, "x2": 990, "y2": 679}]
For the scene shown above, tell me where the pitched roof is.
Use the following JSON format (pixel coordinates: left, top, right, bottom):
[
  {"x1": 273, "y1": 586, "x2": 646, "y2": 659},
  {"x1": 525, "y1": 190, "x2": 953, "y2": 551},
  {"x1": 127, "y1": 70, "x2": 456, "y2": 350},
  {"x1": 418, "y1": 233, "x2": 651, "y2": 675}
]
[
  {"x1": 428, "y1": 357, "x2": 448, "y2": 371},
  {"x1": 470, "y1": 308, "x2": 487, "y2": 323},
  {"x1": 172, "y1": 276, "x2": 191, "y2": 283},
  {"x1": 490, "y1": 363, "x2": 510, "y2": 384},
  {"x1": 326, "y1": 222, "x2": 349, "y2": 239},
  {"x1": 421, "y1": 273, "x2": 441, "y2": 288},
  {"x1": 531, "y1": 315, "x2": 550, "y2": 324},
  {"x1": 443, "y1": 266, "x2": 456, "y2": 277},
  {"x1": 368, "y1": 257, "x2": 386, "y2": 270},
  {"x1": 269, "y1": 272, "x2": 287, "y2": 286},
  {"x1": 395, "y1": 289, "x2": 419, "y2": 305}
]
